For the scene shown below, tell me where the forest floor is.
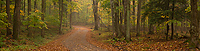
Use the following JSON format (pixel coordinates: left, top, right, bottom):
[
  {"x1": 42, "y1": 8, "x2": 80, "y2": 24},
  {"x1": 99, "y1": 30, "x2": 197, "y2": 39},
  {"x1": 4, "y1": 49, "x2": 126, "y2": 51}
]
[
  {"x1": 86, "y1": 26, "x2": 200, "y2": 51},
  {"x1": 34, "y1": 25, "x2": 199, "y2": 51}
]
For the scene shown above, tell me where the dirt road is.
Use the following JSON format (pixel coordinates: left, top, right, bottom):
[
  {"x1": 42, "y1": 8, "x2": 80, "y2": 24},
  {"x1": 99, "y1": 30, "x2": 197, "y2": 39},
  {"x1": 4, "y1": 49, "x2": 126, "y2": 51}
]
[{"x1": 63, "y1": 26, "x2": 107, "y2": 51}]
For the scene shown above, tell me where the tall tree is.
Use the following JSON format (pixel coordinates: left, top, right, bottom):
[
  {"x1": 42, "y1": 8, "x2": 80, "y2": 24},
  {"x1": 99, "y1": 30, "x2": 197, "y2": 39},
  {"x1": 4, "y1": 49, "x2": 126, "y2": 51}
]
[
  {"x1": 190, "y1": 0, "x2": 200, "y2": 49},
  {"x1": 148, "y1": 0, "x2": 154, "y2": 35},
  {"x1": 136, "y1": 0, "x2": 141, "y2": 36},
  {"x1": 165, "y1": 0, "x2": 170, "y2": 40},
  {"x1": 69, "y1": 0, "x2": 72, "y2": 28},
  {"x1": 59, "y1": 0, "x2": 63, "y2": 34},
  {"x1": 27, "y1": 0, "x2": 31, "y2": 37},
  {"x1": 110, "y1": 0, "x2": 115, "y2": 36},
  {"x1": 65, "y1": 0, "x2": 69, "y2": 27},
  {"x1": 125, "y1": 0, "x2": 131, "y2": 41},
  {"x1": 6, "y1": 0, "x2": 12, "y2": 36},
  {"x1": 93, "y1": 0, "x2": 99, "y2": 30},
  {"x1": 34, "y1": 0, "x2": 37, "y2": 10},
  {"x1": 171, "y1": 0, "x2": 175, "y2": 40},
  {"x1": 114, "y1": 0, "x2": 121, "y2": 37},
  {"x1": 23, "y1": 0, "x2": 25, "y2": 20},
  {"x1": 49, "y1": 0, "x2": 51, "y2": 15},
  {"x1": 13, "y1": 0, "x2": 21, "y2": 39},
  {"x1": 0, "y1": 0, "x2": 2, "y2": 12},
  {"x1": 123, "y1": 0, "x2": 127, "y2": 36},
  {"x1": 132, "y1": 0, "x2": 135, "y2": 28},
  {"x1": 119, "y1": 0, "x2": 123, "y2": 34},
  {"x1": 41, "y1": 0, "x2": 46, "y2": 37}
]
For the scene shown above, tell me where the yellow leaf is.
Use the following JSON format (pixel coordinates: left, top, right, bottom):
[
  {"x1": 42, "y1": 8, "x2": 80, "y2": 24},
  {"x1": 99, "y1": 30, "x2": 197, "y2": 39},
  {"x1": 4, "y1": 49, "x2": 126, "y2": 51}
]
[
  {"x1": 39, "y1": 27, "x2": 42, "y2": 29},
  {"x1": 35, "y1": 10, "x2": 39, "y2": 12},
  {"x1": 166, "y1": 16, "x2": 169, "y2": 18},
  {"x1": 161, "y1": 16, "x2": 165, "y2": 18}
]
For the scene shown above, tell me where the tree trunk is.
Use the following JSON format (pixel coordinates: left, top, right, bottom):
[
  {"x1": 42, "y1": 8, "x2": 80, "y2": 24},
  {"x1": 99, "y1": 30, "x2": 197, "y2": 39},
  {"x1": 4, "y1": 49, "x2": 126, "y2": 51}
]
[
  {"x1": 171, "y1": 0, "x2": 174, "y2": 40},
  {"x1": 93, "y1": 0, "x2": 99, "y2": 30},
  {"x1": 110, "y1": 0, "x2": 115, "y2": 36},
  {"x1": 148, "y1": 24, "x2": 154, "y2": 34},
  {"x1": 0, "y1": 0, "x2": 3, "y2": 12},
  {"x1": 49, "y1": 0, "x2": 51, "y2": 15},
  {"x1": 114, "y1": 0, "x2": 121, "y2": 37},
  {"x1": 119, "y1": 0, "x2": 124, "y2": 35},
  {"x1": 13, "y1": 0, "x2": 21, "y2": 39},
  {"x1": 190, "y1": 0, "x2": 200, "y2": 49},
  {"x1": 132, "y1": 0, "x2": 135, "y2": 31},
  {"x1": 59, "y1": 0, "x2": 63, "y2": 34},
  {"x1": 69, "y1": 0, "x2": 72, "y2": 28},
  {"x1": 123, "y1": 0, "x2": 127, "y2": 36},
  {"x1": 34, "y1": 0, "x2": 37, "y2": 10},
  {"x1": 6, "y1": 0, "x2": 12, "y2": 36},
  {"x1": 165, "y1": 0, "x2": 169, "y2": 40},
  {"x1": 41, "y1": 0, "x2": 46, "y2": 38},
  {"x1": 65, "y1": 0, "x2": 69, "y2": 27},
  {"x1": 33, "y1": 0, "x2": 37, "y2": 33},
  {"x1": 136, "y1": 0, "x2": 141, "y2": 36},
  {"x1": 23, "y1": 0, "x2": 25, "y2": 20},
  {"x1": 125, "y1": 0, "x2": 131, "y2": 41},
  {"x1": 119, "y1": 3, "x2": 123, "y2": 34},
  {"x1": 27, "y1": 0, "x2": 31, "y2": 37}
]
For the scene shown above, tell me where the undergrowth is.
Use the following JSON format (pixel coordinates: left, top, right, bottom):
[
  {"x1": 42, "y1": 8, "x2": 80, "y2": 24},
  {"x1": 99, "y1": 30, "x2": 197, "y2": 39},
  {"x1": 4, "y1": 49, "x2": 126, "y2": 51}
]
[
  {"x1": 91, "y1": 27, "x2": 194, "y2": 51},
  {"x1": 0, "y1": 26, "x2": 70, "y2": 51}
]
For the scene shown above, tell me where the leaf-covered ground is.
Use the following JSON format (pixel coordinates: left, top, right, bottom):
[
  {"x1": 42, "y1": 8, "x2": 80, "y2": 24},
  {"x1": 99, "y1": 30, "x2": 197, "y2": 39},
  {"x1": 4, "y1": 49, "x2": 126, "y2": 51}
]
[
  {"x1": 86, "y1": 27, "x2": 200, "y2": 51},
  {"x1": 34, "y1": 27, "x2": 72, "y2": 51}
]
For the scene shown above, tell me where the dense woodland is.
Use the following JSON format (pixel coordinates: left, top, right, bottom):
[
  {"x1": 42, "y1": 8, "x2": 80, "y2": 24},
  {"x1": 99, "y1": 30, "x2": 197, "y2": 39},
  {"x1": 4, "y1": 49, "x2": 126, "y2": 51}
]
[{"x1": 0, "y1": 0, "x2": 199, "y2": 50}]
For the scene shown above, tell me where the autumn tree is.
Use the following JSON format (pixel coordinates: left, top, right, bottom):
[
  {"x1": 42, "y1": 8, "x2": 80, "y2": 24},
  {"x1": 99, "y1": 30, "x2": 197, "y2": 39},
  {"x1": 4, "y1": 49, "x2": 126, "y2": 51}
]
[
  {"x1": 114, "y1": 0, "x2": 122, "y2": 37},
  {"x1": 69, "y1": 0, "x2": 72, "y2": 28},
  {"x1": 189, "y1": 0, "x2": 200, "y2": 49},
  {"x1": 171, "y1": 0, "x2": 175, "y2": 39},
  {"x1": 136, "y1": 0, "x2": 141, "y2": 36},
  {"x1": 13, "y1": 0, "x2": 21, "y2": 39},
  {"x1": 27, "y1": 0, "x2": 31, "y2": 37},
  {"x1": 41, "y1": 0, "x2": 46, "y2": 37},
  {"x1": 93, "y1": 0, "x2": 99, "y2": 30},
  {"x1": 59, "y1": 0, "x2": 63, "y2": 34},
  {"x1": 0, "y1": 0, "x2": 2, "y2": 12},
  {"x1": 132, "y1": 0, "x2": 135, "y2": 28},
  {"x1": 23, "y1": 0, "x2": 25, "y2": 20},
  {"x1": 65, "y1": 0, "x2": 69, "y2": 27},
  {"x1": 166, "y1": 0, "x2": 170, "y2": 40},
  {"x1": 110, "y1": 0, "x2": 115, "y2": 37},
  {"x1": 125, "y1": 0, "x2": 131, "y2": 41},
  {"x1": 143, "y1": 0, "x2": 188, "y2": 40},
  {"x1": 6, "y1": 0, "x2": 12, "y2": 36},
  {"x1": 34, "y1": 0, "x2": 37, "y2": 11}
]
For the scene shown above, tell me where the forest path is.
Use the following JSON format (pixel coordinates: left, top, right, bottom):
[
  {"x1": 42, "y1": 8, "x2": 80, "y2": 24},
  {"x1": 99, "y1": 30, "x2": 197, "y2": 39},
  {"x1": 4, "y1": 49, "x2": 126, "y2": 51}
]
[{"x1": 63, "y1": 26, "x2": 107, "y2": 51}]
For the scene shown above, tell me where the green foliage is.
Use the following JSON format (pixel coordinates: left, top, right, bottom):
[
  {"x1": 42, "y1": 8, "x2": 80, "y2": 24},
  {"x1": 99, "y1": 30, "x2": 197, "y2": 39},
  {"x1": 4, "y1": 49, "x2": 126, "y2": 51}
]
[
  {"x1": 100, "y1": 0, "x2": 111, "y2": 10},
  {"x1": 45, "y1": 15, "x2": 60, "y2": 26},
  {"x1": 0, "y1": 1, "x2": 5, "y2": 5},
  {"x1": 142, "y1": 0, "x2": 189, "y2": 25},
  {"x1": 0, "y1": 35, "x2": 6, "y2": 47},
  {"x1": 22, "y1": 11, "x2": 48, "y2": 29},
  {"x1": 0, "y1": 13, "x2": 8, "y2": 28}
]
